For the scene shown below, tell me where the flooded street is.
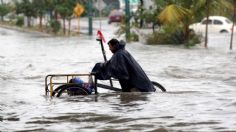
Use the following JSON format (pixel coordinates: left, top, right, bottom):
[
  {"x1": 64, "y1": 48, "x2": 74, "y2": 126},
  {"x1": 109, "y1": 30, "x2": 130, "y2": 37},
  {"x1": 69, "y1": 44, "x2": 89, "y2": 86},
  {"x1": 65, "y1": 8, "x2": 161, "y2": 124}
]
[{"x1": 1, "y1": 25, "x2": 236, "y2": 131}]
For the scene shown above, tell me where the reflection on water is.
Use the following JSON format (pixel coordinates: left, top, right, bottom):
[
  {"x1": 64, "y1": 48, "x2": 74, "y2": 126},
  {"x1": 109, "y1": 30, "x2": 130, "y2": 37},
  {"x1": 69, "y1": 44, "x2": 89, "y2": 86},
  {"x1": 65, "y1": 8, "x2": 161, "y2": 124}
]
[{"x1": 1, "y1": 27, "x2": 236, "y2": 131}]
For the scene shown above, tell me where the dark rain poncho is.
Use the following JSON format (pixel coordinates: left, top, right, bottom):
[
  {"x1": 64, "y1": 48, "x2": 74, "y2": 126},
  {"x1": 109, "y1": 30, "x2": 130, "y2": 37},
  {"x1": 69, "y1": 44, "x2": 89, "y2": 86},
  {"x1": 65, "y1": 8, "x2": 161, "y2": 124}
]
[{"x1": 92, "y1": 43, "x2": 155, "y2": 92}]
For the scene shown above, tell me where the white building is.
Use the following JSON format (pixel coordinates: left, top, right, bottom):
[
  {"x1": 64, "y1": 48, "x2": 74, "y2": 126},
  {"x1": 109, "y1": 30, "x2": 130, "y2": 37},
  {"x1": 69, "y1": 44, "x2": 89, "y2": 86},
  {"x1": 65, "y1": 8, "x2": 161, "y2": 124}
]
[
  {"x1": 143, "y1": 0, "x2": 155, "y2": 10},
  {"x1": 1, "y1": 0, "x2": 11, "y2": 3},
  {"x1": 119, "y1": 0, "x2": 155, "y2": 12}
]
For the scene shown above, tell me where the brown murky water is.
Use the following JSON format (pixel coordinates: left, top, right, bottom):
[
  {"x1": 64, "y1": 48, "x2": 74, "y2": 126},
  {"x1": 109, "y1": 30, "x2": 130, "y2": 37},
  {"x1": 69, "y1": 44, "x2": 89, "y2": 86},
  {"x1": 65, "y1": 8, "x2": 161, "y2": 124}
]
[{"x1": 1, "y1": 27, "x2": 236, "y2": 131}]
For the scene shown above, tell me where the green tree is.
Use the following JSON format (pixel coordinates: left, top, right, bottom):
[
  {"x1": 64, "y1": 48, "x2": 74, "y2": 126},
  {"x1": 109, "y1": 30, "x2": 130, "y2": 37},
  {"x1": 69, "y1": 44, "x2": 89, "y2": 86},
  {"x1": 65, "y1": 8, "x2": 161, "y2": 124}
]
[
  {"x1": 65, "y1": 0, "x2": 77, "y2": 35},
  {"x1": 55, "y1": 5, "x2": 67, "y2": 34},
  {"x1": 158, "y1": 4, "x2": 192, "y2": 43},
  {"x1": 55, "y1": 1, "x2": 75, "y2": 34},
  {"x1": 44, "y1": 0, "x2": 58, "y2": 20},
  {"x1": 32, "y1": 0, "x2": 47, "y2": 31},
  {"x1": 0, "y1": 3, "x2": 11, "y2": 22},
  {"x1": 133, "y1": 0, "x2": 166, "y2": 32},
  {"x1": 14, "y1": 0, "x2": 37, "y2": 27}
]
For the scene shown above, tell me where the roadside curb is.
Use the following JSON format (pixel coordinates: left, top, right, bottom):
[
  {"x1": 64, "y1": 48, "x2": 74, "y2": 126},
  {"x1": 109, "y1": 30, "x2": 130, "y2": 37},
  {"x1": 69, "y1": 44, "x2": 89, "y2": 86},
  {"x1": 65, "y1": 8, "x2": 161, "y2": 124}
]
[{"x1": 0, "y1": 24, "x2": 51, "y2": 37}]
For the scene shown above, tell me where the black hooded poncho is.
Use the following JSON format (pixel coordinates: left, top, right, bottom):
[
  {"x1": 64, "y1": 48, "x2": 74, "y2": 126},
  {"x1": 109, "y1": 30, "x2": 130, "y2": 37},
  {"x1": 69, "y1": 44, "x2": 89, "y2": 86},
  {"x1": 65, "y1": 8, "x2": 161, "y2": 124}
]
[{"x1": 92, "y1": 42, "x2": 155, "y2": 92}]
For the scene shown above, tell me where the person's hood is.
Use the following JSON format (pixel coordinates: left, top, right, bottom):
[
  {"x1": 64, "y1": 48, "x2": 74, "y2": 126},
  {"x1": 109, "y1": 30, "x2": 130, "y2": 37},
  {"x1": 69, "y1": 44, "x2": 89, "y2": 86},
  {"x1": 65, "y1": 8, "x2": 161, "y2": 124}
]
[{"x1": 118, "y1": 40, "x2": 126, "y2": 50}]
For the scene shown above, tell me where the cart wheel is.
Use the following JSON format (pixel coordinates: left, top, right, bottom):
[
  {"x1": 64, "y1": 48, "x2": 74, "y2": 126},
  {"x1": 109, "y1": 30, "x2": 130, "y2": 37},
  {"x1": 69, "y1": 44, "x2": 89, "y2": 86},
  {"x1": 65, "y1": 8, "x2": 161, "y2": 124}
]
[
  {"x1": 52, "y1": 85, "x2": 64, "y2": 96},
  {"x1": 52, "y1": 84, "x2": 77, "y2": 96},
  {"x1": 151, "y1": 81, "x2": 166, "y2": 92},
  {"x1": 56, "y1": 84, "x2": 90, "y2": 97}
]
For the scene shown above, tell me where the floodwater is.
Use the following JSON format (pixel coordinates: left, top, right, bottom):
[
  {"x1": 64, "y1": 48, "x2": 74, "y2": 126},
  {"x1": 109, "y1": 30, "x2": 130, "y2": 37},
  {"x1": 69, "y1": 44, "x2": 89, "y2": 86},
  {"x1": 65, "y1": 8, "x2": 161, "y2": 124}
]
[{"x1": 1, "y1": 26, "x2": 236, "y2": 132}]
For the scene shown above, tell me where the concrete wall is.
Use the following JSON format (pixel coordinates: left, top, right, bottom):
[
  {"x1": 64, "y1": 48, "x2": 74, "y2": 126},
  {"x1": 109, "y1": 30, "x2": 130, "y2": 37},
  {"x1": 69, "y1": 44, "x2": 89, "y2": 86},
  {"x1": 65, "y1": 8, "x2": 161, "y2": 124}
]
[{"x1": 143, "y1": 0, "x2": 155, "y2": 10}]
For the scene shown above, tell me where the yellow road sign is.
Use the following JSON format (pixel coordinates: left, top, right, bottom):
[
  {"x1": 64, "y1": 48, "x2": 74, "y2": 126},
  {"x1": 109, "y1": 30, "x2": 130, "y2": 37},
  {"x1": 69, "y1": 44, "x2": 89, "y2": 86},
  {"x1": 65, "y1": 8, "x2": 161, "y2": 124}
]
[{"x1": 74, "y1": 3, "x2": 84, "y2": 17}]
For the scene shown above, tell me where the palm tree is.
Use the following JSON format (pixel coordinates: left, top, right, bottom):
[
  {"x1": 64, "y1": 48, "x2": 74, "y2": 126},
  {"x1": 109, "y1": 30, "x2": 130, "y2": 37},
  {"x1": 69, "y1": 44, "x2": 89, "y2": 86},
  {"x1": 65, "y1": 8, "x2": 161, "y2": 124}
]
[{"x1": 158, "y1": 4, "x2": 192, "y2": 42}]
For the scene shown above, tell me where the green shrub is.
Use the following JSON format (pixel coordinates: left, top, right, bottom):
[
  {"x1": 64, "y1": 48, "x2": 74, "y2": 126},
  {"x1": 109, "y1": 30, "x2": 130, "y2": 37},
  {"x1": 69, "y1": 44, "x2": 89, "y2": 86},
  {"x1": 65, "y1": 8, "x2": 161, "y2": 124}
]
[
  {"x1": 146, "y1": 26, "x2": 202, "y2": 47},
  {"x1": 15, "y1": 16, "x2": 24, "y2": 27},
  {"x1": 185, "y1": 32, "x2": 202, "y2": 48},
  {"x1": 128, "y1": 32, "x2": 139, "y2": 42},
  {"x1": 49, "y1": 19, "x2": 61, "y2": 33},
  {"x1": 146, "y1": 31, "x2": 175, "y2": 45}
]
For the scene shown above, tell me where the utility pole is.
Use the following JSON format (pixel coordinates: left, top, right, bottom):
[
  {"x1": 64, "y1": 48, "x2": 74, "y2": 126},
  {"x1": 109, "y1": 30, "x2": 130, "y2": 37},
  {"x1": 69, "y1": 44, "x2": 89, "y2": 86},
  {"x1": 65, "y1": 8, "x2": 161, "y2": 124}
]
[
  {"x1": 204, "y1": 0, "x2": 210, "y2": 49},
  {"x1": 230, "y1": 7, "x2": 236, "y2": 50},
  {"x1": 88, "y1": 0, "x2": 93, "y2": 35},
  {"x1": 125, "y1": 0, "x2": 130, "y2": 41}
]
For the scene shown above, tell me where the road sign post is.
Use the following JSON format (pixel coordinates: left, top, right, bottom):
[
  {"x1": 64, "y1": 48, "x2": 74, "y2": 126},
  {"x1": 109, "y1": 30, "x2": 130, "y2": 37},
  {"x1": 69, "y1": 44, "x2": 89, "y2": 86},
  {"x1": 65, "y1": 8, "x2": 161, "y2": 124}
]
[
  {"x1": 94, "y1": 0, "x2": 106, "y2": 30},
  {"x1": 74, "y1": 3, "x2": 85, "y2": 34}
]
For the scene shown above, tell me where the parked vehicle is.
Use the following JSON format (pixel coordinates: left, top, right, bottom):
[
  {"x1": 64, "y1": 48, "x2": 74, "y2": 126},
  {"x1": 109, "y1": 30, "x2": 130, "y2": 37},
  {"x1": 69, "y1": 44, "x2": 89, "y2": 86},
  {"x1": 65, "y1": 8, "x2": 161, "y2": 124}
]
[
  {"x1": 189, "y1": 16, "x2": 235, "y2": 34},
  {"x1": 108, "y1": 9, "x2": 124, "y2": 24}
]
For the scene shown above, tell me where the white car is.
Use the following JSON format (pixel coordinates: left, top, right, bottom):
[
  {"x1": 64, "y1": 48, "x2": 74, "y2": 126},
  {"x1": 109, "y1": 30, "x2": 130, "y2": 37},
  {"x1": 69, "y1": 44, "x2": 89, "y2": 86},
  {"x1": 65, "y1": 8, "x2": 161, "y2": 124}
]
[{"x1": 189, "y1": 16, "x2": 235, "y2": 34}]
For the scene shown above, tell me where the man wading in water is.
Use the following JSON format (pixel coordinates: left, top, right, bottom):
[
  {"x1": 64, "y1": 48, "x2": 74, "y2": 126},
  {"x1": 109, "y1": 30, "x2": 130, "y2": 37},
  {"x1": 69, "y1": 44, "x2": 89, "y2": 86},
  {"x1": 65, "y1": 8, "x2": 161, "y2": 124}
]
[{"x1": 92, "y1": 38, "x2": 156, "y2": 92}]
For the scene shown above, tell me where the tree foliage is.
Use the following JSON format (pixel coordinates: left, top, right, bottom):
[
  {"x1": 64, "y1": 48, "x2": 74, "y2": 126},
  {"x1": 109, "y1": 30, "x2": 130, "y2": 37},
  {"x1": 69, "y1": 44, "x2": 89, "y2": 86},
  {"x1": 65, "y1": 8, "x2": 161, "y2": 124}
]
[
  {"x1": 0, "y1": 3, "x2": 11, "y2": 21},
  {"x1": 14, "y1": 0, "x2": 36, "y2": 27},
  {"x1": 11, "y1": 0, "x2": 86, "y2": 34}
]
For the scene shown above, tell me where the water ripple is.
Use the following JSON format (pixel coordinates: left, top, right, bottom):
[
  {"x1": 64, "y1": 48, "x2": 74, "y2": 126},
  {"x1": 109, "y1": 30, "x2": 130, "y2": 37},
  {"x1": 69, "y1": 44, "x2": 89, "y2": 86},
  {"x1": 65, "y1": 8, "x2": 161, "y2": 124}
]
[
  {"x1": 172, "y1": 121, "x2": 220, "y2": 126},
  {"x1": 1, "y1": 27, "x2": 236, "y2": 131},
  {"x1": 27, "y1": 113, "x2": 118, "y2": 124}
]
